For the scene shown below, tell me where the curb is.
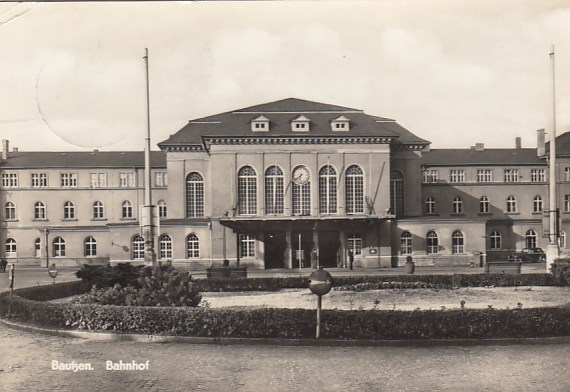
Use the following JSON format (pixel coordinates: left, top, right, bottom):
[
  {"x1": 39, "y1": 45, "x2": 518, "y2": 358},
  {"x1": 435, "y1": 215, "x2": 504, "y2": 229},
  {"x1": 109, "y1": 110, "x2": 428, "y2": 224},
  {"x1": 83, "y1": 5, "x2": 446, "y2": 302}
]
[{"x1": 2, "y1": 318, "x2": 570, "y2": 347}]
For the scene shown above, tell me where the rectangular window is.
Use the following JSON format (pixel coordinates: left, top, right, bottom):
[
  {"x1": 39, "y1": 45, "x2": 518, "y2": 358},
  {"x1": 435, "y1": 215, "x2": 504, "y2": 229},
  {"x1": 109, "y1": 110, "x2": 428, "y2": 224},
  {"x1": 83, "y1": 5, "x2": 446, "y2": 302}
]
[
  {"x1": 154, "y1": 172, "x2": 168, "y2": 187},
  {"x1": 565, "y1": 195, "x2": 570, "y2": 213},
  {"x1": 477, "y1": 169, "x2": 492, "y2": 182},
  {"x1": 504, "y1": 169, "x2": 519, "y2": 183},
  {"x1": 119, "y1": 173, "x2": 136, "y2": 188},
  {"x1": 239, "y1": 234, "x2": 256, "y2": 258},
  {"x1": 1, "y1": 173, "x2": 18, "y2": 188},
  {"x1": 60, "y1": 172, "x2": 78, "y2": 188},
  {"x1": 31, "y1": 173, "x2": 48, "y2": 188},
  {"x1": 449, "y1": 170, "x2": 465, "y2": 183},
  {"x1": 90, "y1": 172, "x2": 107, "y2": 188},
  {"x1": 347, "y1": 234, "x2": 363, "y2": 256},
  {"x1": 531, "y1": 169, "x2": 545, "y2": 182},
  {"x1": 565, "y1": 168, "x2": 570, "y2": 182},
  {"x1": 422, "y1": 169, "x2": 438, "y2": 183}
]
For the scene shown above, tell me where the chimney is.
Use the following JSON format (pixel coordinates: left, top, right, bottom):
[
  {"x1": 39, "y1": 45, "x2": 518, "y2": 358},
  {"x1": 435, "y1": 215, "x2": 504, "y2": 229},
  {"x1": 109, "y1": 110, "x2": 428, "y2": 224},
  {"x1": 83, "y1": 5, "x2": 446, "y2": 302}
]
[
  {"x1": 475, "y1": 143, "x2": 485, "y2": 151},
  {"x1": 515, "y1": 137, "x2": 522, "y2": 149},
  {"x1": 537, "y1": 129, "x2": 545, "y2": 156},
  {"x1": 12, "y1": 147, "x2": 18, "y2": 153},
  {"x1": 1, "y1": 139, "x2": 8, "y2": 160}
]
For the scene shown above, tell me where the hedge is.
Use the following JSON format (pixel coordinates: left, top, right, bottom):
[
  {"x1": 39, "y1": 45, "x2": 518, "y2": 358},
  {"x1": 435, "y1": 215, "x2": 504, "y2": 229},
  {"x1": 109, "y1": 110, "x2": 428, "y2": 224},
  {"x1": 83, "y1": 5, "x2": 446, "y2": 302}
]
[{"x1": 1, "y1": 280, "x2": 570, "y2": 340}]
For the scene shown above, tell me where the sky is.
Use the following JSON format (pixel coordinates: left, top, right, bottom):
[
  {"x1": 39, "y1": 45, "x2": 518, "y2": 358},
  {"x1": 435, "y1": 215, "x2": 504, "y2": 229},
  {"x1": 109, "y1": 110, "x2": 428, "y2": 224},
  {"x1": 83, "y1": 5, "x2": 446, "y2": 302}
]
[{"x1": 1, "y1": 0, "x2": 570, "y2": 152}]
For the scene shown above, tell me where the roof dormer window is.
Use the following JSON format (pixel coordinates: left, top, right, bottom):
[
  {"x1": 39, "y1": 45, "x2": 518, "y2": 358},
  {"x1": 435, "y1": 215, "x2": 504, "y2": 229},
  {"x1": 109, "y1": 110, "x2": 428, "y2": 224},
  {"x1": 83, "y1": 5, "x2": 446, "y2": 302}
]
[
  {"x1": 251, "y1": 115, "x2": 269, "y2": 132},
  {"x1": 331, "y1": 115, "x2": 350, "y2": 132},
  {"x1": 291, "y1": 115, "x2": 310, "y2": 132}
]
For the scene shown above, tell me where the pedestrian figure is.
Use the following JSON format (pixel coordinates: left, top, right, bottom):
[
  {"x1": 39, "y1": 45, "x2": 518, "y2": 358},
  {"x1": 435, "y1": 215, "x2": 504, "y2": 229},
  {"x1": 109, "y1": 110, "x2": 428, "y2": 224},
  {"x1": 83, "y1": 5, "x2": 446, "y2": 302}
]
[
  {"x1": 348, "y1": 249, "x2": 354, "y2": 270},
  {"x1": 0, "y1": 258, "x2": 7, "y2": 272}
]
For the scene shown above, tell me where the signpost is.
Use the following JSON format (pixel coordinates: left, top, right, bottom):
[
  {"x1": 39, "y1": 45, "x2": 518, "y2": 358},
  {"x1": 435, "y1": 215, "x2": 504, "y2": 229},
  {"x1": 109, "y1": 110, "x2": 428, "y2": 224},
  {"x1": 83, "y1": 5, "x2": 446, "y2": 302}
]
[
  {"x1": 308, "y1": 268, "x2": 333, "y2": 339},
  {"x1": 48, "y1": 263, "x2": 58, "y2": 284},
  {"x1": 8, "y1": 264, "x2": 14, "y2": 315}
]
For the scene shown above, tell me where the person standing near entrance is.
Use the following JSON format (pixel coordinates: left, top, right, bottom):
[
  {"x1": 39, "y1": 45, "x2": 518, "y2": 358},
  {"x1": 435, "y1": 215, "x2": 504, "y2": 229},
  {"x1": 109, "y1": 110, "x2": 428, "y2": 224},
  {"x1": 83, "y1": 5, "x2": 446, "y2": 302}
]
[{"x1": 348, "y1": 249, "x2": 354, "y2": 271}]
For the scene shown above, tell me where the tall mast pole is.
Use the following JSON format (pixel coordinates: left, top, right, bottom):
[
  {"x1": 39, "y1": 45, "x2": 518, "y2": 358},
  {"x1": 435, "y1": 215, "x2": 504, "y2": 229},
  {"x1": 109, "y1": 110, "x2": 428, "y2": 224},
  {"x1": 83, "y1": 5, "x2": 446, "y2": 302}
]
[
  {"x1": 547, "y1": 45, "x2": 559, "y2": 271},
  {"x1": 143, "y1": 48, "x2": 156, "y2": 266}
]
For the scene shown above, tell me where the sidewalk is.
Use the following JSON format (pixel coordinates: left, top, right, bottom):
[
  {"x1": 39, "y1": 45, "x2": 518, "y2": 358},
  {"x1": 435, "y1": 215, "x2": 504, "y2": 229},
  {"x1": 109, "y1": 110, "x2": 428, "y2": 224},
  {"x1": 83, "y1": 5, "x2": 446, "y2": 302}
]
[{"x1": 0, "y1": 262, "x2": 549, "y2": 292}]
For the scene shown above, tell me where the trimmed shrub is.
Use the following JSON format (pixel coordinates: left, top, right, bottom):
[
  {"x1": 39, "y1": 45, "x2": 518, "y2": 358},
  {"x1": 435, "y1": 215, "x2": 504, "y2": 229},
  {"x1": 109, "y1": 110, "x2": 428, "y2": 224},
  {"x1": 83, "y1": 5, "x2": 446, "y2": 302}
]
[
  {"x1": 75, "y1": 263, "x2": 145, "y2": 289},
  {"x1": 551, "y1": 259, "x2": 570, "y2": 286}
]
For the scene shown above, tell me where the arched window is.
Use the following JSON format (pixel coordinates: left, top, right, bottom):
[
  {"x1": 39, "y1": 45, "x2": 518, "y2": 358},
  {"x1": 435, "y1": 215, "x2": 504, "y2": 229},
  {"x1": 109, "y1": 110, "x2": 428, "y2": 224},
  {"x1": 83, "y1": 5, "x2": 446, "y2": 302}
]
[
  {"x1": 533, "y1": 195, "x2": 543, "y2": 213},
  {"x1": 187, "y1": 234, "x2": 200, "y2": 259},
  {"x1": 319, "y1": 165, "x2": 337, "y2": 214},
  {"x1": 63, "y1": 201, "x2": 75, "y2": 219},
  {"x1": 452, "y1": 231, "x2": 464, "y2": 254},
  {"x1": 390, "y1": 171, "x2": 404, "y2": 216},
  {"x1": 93, "y1": 201, "x2": 105, "y2": 219},
  {"x1": 4, "y1": 202, "x2": 16, "y2": 220},
  {"x1": 238, "y1": 166, "x2": 257, "y2": 215},
  {"x1": 345, "y1": 165, "x2": 364, "y2": 214},
  {"x1": 490, "y1": 230, "x2": 502, "y2": 250},
  {"x1": 480, "y1": 196, "x2": 490, "y2": 214},
  {"x1": 186, "y1": 172, "x2": 204, "y2": 217},
  {"x1": 5, "y1": 238, "x2": 16, "y2": 256},
  {"x1": 53, "y1": 237, "x2": 66, "y2": 257},
  {"x1": 132, "y1": 235, "x2": 145, "y2": 260},
  {"x1": 34, "y1": 201, "x2": 46, "y2": 220},
  {"x1": 507, "y1": 196, "x2": 517, "y2": 213},
  {"x1": 122, "y1": 200, "x2": 133, "y2": 219},
  {"x1": 526, "y1": 229, "x2": 537, "y2": 248},
  {"x1": 427, "y1": 231, "x2": 439, "y2": 254},
  {"x1": 560, "y1": 231, "x2": 566, "y2": 249},
  {"x1": 401, "y1": 231, "x2": 412, "y2": 255},
  {"x1": 425, "y1": 197, "x2": 436, "y2": 214},
  {"x1": 452, "y1": 196, "x2": 463, "y2": 214},
  {"x1": 292, "y1": 165, "x2": 311, "y2": 215},
  {"x1": 159, "y1": 234, "x2": 173, "y2": 259},
  {"x1": 84, "y1": 236, "x2": 97, "y2": 257},
  {"x1": 158, "y1": 200, "x2": 167, "y2": 218},
  {"x1": 34, "y1": 238, "x2": 41, "y2": 257},
  {"x1": 265, "y1": 165, "x2": 284, "y2": 215}
]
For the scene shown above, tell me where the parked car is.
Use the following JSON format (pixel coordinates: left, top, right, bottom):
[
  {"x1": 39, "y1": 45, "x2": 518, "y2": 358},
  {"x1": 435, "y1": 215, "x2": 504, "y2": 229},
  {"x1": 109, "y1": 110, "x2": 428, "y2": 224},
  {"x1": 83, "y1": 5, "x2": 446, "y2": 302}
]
[{"x1": 507, "y1": 247, "x2": 546, "y2": 263}]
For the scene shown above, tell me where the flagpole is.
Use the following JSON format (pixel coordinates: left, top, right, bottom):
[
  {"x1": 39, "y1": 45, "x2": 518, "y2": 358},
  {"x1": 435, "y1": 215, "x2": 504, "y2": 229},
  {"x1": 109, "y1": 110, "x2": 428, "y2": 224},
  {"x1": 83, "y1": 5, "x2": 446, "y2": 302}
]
[
  {"x1": 546, "y1": 45, "x2": 559, "y2": 271},
  {"x1": 143, "y1": 48, "x2": 156, "y2": 266}
]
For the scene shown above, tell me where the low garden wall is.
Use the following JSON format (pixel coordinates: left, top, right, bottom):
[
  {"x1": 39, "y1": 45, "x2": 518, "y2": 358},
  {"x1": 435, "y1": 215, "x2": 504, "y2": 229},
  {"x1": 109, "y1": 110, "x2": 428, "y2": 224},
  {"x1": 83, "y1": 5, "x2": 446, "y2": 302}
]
[{"x1": 1, "y1": 272, "x2": 570, "y2": 340}]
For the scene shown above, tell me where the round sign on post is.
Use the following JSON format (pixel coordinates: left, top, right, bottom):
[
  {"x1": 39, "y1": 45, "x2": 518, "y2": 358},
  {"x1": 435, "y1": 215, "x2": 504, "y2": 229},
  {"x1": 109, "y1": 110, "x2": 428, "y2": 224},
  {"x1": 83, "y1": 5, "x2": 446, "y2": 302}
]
[
  {"x1": 48, "y1": 263, "x2": 58, "y2": 283},
  {"x1": 308, "y1": 269, "x2": 333, "y2": 296}
]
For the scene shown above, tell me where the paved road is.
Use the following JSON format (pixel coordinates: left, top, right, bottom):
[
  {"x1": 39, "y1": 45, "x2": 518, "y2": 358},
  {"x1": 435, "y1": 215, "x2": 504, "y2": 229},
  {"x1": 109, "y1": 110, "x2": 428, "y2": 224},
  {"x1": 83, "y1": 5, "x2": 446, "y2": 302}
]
[{"x1": 1, "y1": 322, "x2": 569, "y2": 392}]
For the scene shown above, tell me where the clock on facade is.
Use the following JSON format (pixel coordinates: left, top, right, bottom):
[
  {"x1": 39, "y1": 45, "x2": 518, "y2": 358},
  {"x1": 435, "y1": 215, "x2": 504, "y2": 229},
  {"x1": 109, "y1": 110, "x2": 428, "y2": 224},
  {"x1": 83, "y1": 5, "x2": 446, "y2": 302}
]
[{"x1": 293, "y1": 166, "x2": 310, "y2": 185}]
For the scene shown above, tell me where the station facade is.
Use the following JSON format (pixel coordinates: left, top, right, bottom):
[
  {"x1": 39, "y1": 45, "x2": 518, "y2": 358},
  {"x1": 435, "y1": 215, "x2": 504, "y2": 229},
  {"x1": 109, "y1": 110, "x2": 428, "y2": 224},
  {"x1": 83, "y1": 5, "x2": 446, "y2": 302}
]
[{"x1": 1, "y1": 98, "x2": 568, "y2": 268}]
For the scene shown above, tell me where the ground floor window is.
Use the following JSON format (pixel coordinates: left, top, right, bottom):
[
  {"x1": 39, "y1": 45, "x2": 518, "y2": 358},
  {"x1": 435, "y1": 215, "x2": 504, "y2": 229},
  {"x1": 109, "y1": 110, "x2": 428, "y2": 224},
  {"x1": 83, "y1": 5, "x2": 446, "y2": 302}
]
[
  {"x1": 34, "y1": 238, "x2": 41, "y2": 257},
  {"x1": 84, "y1": 236, "x2": 97, "y2": 257},
  {"x1": 427, "y1": 231, "x2": 438, "y2": 254},
  {"x1": 560, "y1": 231, "x2": 566, "y2": 249},
  {"x1": 400, "y1": 231, "x2": 412, "y2": 255},
  {"x1": 452, "y1": 231, "x2": 464, "y2": 254},
  {"x1": 5, "y1": 238, "x2": 16, "y2": 256},
  {"x1": 490, "y1": 231, "x2": 501, "y2": 250},
  {"x1": 187, "y1": 234, "x2": 200, "y2": 258},
  {"x1": 347, "y1": 234, "x2": 362, "y2": 256},
  {"x1": 159, "y1": 234, "x2": 173, "y2": 259},
  {"x1": 132, "y1": 235, "x2": 145, "y2": 260},
  {"x1": 240, "y1": 234, "x2": 256, "y2": 258},
  {"x1": 526, "y1": 229, "x2": 537, "y2": 248},
  {"x1": 53, "y1": 237, "x2": 66, "y2": 257}
]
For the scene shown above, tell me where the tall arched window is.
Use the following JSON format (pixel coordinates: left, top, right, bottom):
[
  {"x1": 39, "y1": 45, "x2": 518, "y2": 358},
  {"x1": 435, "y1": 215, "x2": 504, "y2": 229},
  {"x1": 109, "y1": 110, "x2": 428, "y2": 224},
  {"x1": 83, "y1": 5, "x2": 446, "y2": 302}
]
[
  {"x1": 5, "y1": 238, "x2": 16, "y2": 256},
  {"x1": 425, "y1": 197, "x2": 436, "y2": 214},
  {"x1": 63, "y1": 201, "x2": 75, "y2": 219},
  {"x1": 53, "y1": 237, "x2": 66, "y2": 257},
  {"x1": 526, "y1": 229, "x2": 537, "y2": 248},
  {"x1": 34, "y1": 201, "x2": 46, "y2": 220},
  {"x1": 159, "y1": 234, "x2": 173, "y2": 259},
  {"x1": 560, "y1": 231, "x2": 566, "y2": 249},
  {"x1": 427, "y1": 231, "x2": 439, "y2": 254},
  {"x1": 452, "y1": 196, "x2": 463, "y2": 214},
  {"x1": 122, "y1": 200, "x2": 133, "y2": 219},
  {"x1": 452, "y1": 231, "x2": 464, "y2": 254},
  {"x1": 345, "y1": 165, "x2": 364, "y2": 214},
  {"x1": 132, "y1": 235, "x2": 145, "y2": 260},
  {"x1": 238, "y1": 166, "x2": 257, "y2": 215},
  {"x1": 533, "y1": 195, "x2": 543, "y2": 213},
  {"x1": 390, "y1": 171, "x2": 404, "y2": 216},
  {"x1": 186, "y1": 172, "x2": 204, "y2": 217},
  {"x1": 93, "y1": 201, "x2": 105, "y2": 219},
  {"x1": 507, "y1": 196, "x2": 517, "y2": 213},
  {"x1": 265, "y1": 165, "x2": 284, "y2": 215},
  {"x1": 158, "y1": 200, "x2": 167, "y2": 218},
  {"x1": 401, "y1": 231, "x2": 412, "y2": 255},
  {"x1": 5, "y1": 202, "x2": 16, "y2": 220},
  {"x1": 480, "y1": 196, "x2": 490, "y2": 214},
  {"x1": 292, "y1": 165, "x2": 311, "y2": 215},
  {"x1": 490, "y1": 230, "x2": 502, "y2": 250},
  {"x1": 84, "y1": 236, "x2": 97, "y2": 257},
  {"x1": 319, "y1": 165, "x2": 337, "y2": 214},
  {"x1": 187, "y1": 234, "x2": 200, "y2": 259},
  {"x1": 34, "y1": 238, "x2": 41, "y2": 257}
]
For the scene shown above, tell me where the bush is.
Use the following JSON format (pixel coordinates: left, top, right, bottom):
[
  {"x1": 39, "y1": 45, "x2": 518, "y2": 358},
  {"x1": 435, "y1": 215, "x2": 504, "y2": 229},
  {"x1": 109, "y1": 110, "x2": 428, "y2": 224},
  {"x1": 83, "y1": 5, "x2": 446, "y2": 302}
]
[
  {"x1": 75, "y1": 263, "x2": 145, "y2": 289},
  {"x1": 551, "y1": 259, "x2": 570, "y2": 286},
  {"x1": 76, "y1": 264, "x2": 202, "y2": 307}
]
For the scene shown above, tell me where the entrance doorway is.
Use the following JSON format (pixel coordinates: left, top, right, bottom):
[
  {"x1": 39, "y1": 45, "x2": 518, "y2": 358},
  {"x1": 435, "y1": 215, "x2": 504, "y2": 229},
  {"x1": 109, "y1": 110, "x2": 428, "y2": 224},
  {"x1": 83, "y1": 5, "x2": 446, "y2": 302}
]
[
  {"x1": 264, "y1": 232, "x2": 287, "y2": 269},
  {"x1": 318, "y1": 230, "x2": 340, "y2": 268}
]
